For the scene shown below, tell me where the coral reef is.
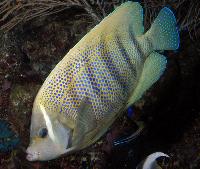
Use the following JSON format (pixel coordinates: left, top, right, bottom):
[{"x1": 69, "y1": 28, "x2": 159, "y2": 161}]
[
  {"x1": 0, "y1": 0, "x2": 199, "y2": 39},
  {"x1": 0, "y1": 120, "x2": 20, "y2": 153}
]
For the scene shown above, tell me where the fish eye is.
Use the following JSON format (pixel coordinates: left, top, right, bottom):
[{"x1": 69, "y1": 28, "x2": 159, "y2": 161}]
[{"x1": 38, "y1": 128, "x2": 48, "y2": 138}]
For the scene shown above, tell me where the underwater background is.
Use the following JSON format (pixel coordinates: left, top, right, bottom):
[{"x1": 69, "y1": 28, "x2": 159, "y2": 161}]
[{"x1": 0, "y1": 0, "x2": 199, "y2": 168}]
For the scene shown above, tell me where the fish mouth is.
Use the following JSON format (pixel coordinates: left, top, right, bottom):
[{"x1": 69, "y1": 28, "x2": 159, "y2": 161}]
[
  {"x1": 26, "y1": 148, "x2": 38, "y2": 161},
  {"x1": 26, "y1": 153, "x2": 35, "y2": 161}
]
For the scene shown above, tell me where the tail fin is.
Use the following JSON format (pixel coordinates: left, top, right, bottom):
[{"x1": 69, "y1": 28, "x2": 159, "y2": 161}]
[{"x1": 146, "y1": 7, "x2": 180, "y2": 51}]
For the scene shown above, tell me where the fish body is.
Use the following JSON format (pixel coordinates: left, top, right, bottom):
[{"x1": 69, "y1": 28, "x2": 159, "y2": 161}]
[{"x1": 26, "y1": 2, "x2": 179, "y2": 161}]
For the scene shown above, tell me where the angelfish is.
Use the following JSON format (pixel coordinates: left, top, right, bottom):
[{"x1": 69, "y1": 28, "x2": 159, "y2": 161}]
[{"x1": 26, "y1": 1, "x2": 179, "y2": 161}]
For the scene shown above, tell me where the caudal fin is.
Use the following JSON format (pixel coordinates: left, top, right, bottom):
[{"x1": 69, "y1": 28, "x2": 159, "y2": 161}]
[{"x1": 146, "y1": 7, "x2": 180, "y2": 51}]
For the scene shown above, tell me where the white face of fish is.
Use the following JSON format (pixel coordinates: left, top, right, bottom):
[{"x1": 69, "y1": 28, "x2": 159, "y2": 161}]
[
  {"x1": 26, "y1": 135, "x2": 64, "y2": 161},
  {"x1": 26, "y1": 104, "x2": 72, "y2": 161}
]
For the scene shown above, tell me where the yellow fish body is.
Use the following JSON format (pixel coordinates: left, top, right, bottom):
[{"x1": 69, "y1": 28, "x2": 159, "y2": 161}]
[{"x1": 26, "y1": 2, "x2": 179, "y2": 161}]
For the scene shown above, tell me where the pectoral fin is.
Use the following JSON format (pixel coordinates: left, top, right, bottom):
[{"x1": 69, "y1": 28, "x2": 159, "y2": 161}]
[
  {"x1": 72, "y1": 97, "x2": 97, "y2": 147},
  {"x1": 127, "y1": 52, "x2": 167, "y2": 107},
  {"x1": 53, "y1": 120, "x2": 72, "y2": 149}
]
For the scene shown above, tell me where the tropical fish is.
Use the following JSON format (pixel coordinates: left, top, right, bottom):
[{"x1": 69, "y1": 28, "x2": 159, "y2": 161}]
[
  {"x1": 26, "y1": 1, "x2": 179, "y2": 161},
  {"x1": 136, "y1": 152, "x2": 169, "y2": 169}
]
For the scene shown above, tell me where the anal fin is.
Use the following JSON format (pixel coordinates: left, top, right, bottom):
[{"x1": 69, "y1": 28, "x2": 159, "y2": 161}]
[{"x1": 127, "y1": 52, "x2": 167, "y2": 107}]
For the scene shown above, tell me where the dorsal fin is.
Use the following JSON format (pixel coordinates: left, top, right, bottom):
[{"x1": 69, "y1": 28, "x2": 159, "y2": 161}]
[
  {"x1": 111, "y1": 1, "x2": 144, "y2": 35},
  {"x1": 96, "y1": 1, "x2": 144, "y2": 36}
]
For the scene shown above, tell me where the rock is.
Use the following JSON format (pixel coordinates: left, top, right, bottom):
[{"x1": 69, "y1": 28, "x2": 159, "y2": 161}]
[
  {"x1": 10, "y1": 83, "x2": 40, "y2": 119},
  {"x1": 9, "y1": 83, "x2": 40, "y2": 140},
  {"x1": 2, "y1": 80, "x2": 12, "y2": 91},
  {"x1": 20, "y1": 10, "x2": 94, "y2": 80},
  {"x1": 0, "y1": 120, "x2": 20, "y2": 153}
]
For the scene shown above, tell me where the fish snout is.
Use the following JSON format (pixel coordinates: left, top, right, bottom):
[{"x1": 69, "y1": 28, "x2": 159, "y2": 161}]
[{"x1": 26, "y1": 147, "x2": 40, "y2": 161}]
